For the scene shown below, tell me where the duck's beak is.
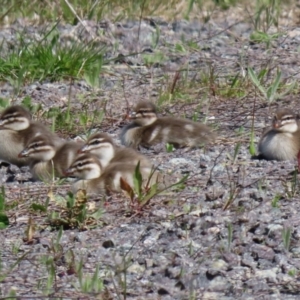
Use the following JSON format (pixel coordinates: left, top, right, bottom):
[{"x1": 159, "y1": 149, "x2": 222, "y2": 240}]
[
  {"x1": 78, "y1": 146, "x2": 87, "y2": 154},
  {"x1": 129, "y1": 112, "x2": 137, "y2": 120},
  {"x1": 18, "y1": 149, "x2": 29, "y2": 158},
  {"x1": 64, "y1": 168, "x2": 73, "y2": 176},
  {"x1": 273, "y1": 120, "x2": 281, "y2": 129}
]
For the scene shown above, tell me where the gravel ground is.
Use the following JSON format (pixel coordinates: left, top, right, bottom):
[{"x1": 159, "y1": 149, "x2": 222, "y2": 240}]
[{"x1": 2, "y1": 7, "x2": 300, "y2": 299}]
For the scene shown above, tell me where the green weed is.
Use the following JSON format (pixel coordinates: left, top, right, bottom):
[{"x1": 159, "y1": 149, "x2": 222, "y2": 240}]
[
  {"x1": 282, "y1": 226, "x2": 292, "y2": 252},
  {"x1": 49, "y1": 190, "x2": 103, "y2": 230},
  {"x1": 0, "y1": 186, "x2": 9, "y2": 229},
  {"x1": 0, "y1": 25, "x2": 105, "y2": 86},
  {"x1": 121, "y1": 162, "x2": 188, "y2": 213},
  {"x1": 248, "y1": 68, "x2": 296, "y2": 103}
]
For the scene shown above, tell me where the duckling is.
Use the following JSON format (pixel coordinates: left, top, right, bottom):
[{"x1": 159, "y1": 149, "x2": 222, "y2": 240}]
[
  {"x1": 79, "y1": 132, "x2": 152, "y2": 168},
  {"x1": 65, "y1": 153, "x2": 160, "y2": 195},
  {"x1": 0, "y1": 105, "x2": 63, "y2": 167},
  {"x1": 258, "y1": 108, "x2": 300, "y2": 162},
  {"x1": 18, "y1": 134, "x2": 83, "y2": 180},
  {"x1": 120, "y1": 101, "x2": 215, "y2": 149}
]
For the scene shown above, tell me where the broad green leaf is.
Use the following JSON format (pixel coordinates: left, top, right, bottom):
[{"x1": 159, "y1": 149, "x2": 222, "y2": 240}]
[
  {"x1": 142, "y1": 183, "x2": 158, "y2": 203},
  {"x1": 258, "y1": 68, "x2": 267, "y2": 80},
  {"x1": 248, "y1": 67, "x2": 267, "y2": 98},
  {"x1": 279, "y1": 81, "x2": 297, "y2": 98},
  {"x1": 133, "y1": 161, "x2": 142, "y2": 197},
  {"x1": 269, "y1": 70, "x2": 281, "y2": 102}
]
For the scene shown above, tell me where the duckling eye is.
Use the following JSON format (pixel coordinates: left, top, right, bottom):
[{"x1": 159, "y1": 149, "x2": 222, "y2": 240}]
[
  {"x1": 77, "y1": 162, "x2": 83, "y2": 167},
  {"x1": 137, "y1": 110, "x2": 147, "y2": 116},
  {"x1": 282, "y1": 116, "x2": 293, "y2": 122},
  {"x1": 91, "y1": 140, "x2": 100, "y2": 145}
]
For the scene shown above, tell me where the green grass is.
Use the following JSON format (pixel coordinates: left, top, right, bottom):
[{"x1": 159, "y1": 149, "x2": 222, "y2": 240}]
[
  {"x1": 0, "y1": 24, "x2": 105, "y2": 85},
  {"x1": 0, "y1": 187, "x2": 9, "y2": 229},
  {"x1": 0, "y1": 0, "x2": 299, "y2": 298},
  {"x1": 0, "y1": 0, "x2": 238, "y2": 24},
  {"x1": 0, "y1": 0, "x2": 293, "y2": 26},
  {"x1": 0, "y1": 0, "x2": 295, "y2": 106}
]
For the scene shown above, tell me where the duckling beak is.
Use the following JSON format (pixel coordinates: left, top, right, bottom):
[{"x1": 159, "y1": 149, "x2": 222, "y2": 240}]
[
  {"x1": 273, "y1": 120, "x2": 281, "y2": 128},
  {"x1": 18, "y1": 149, "x2": 28, "y2": 158},
  {"x1": 129, "y1": 112, "x2": 137, "y2": 120},
  {"x1": 78, "y1": 144, "x2": 90, "y2": 154},
  {"x1": 78, "y1": 147, "x2": 86, "y2": 154},
  {"x1": 64, "y1": 168, "x2": 73, "y2": 176}
]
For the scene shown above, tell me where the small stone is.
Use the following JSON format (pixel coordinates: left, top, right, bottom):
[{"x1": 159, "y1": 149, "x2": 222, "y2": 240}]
[
  {"x1": 255, "y1": 268, "x2": 278, "y2": 283},
  {"x1": 250, "y1": 244, "x2": 275, "y2": 261},
  {"x1": 127, "y1": 263, "x2": 145, "y2": 274}
]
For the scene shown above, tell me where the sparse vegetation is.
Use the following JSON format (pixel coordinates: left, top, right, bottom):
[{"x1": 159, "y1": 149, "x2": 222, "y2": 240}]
[
  {"x1": 248, "y1": 68, "x2": 297, "y2": 103},
  {"x1": 0, "y1": 187, "x2": 9, "y2": 229},
  {"x1": 1, "y1": 0, "x2": 300, "y2": 299},
  {"x1": 120, "y1": 162, "x2": 188, "y2": 214},
  {"x1": 282, "y1": 226, "x2": 292, "y2": 252}
]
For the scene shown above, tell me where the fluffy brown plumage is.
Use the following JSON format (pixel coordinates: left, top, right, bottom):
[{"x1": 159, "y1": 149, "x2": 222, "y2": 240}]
[
  {"x1": 19, "y1": 134, "x2": 83, "y2": 180},
  {"x1": 79, "y1": 132, "x2": 152, "y2": 168},
  {"x1": 0, "y1": 105, "x2": 63, "y2": 167},
  {"x1": 120, "y1": 101, "x2": 216, "y2": 149},
  {"x1": 65, "y1": 153, "x2": 173, "y2": 195},
  {"x1": 258, "y1": 108, "x2": 300, "y2": 161}
]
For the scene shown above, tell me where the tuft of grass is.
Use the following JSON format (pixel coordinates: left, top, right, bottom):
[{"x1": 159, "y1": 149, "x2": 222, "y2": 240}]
[
  {"x1": 75, "y1": 260, "x2": 104, "y2": 293},
  {"x1": 0, "y1": 0, "x2": 242, "y2": 25},
  {"x1": 271, "y1": 193, "x2": 281, "y2": 208},
  {"x1": 166, "y1": 143, "x2": 175, "y2": 152},
  {"x1": 248, "y1": 67, "x2": 297, "y2": 103},
  {"x1": 252, "y1": 0, "x2": 280, "y2": 33},
  {"x1": 288, "y1": 269, "x2": 297, "y2": 277},
  {"x1": 0, "y1": 186, "x2": 9, "y2": 230},
  {"x1": 212, "y1": 0, "x2": 238, "y2": 10},
  {"x1": 0, "y1": 24, "x2": 105, "y2": 86},
  {"x1": 249, "y1": 31, "x2": 281, "y2": 48},
  {"x1": 282, "y1": 226, "x2": 292, "y2": 252},
  {"x1": 45, "y1": 105, "x2": 105, "y2": 135},
  {"x1": 49, "y1": 190, "x2": 103, "y2": 230},
  {"x1": 36, "y1": 226, "x2": 105, "y2": 296},
  {"x1": 120, "y1": 162, "x2": 188, "y2": 214}
]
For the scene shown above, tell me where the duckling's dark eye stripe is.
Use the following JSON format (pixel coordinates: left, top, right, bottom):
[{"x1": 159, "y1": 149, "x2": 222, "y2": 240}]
[
  {"x1": 90, "y1": 139, "x2": 100, "y2": 145},
  {"x1": 29, "y1": 141, "x2": 43, "y2": 147},
  {"x1": 282, "y1": 115, "x2": 294, "y2": 121},
  {"x1": 138, "y1": 109, "x2": 152, "y2": 113},
  {"x1": 75, "y1": 159, "x2": 92, "y2": 167}
]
